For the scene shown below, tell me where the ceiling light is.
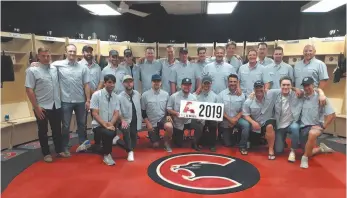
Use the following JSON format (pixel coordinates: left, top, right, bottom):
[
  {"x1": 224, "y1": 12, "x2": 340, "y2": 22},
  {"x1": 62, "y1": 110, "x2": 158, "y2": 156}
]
[
  {"x1": 301, "y1": 0, "x2": 347, "y2": 13},
  {"x1": 207, "y1": 2, "x2": 238, "y2": 15},
  {"x1": 77, "y1": 1, "x2": 121, "y2": 16}
]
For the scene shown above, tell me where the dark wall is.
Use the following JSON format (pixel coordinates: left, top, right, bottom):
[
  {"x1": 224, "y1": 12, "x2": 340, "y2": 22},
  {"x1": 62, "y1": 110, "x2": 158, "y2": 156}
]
[{"x1": 1, "y1": 1, "x2": 346, "y2": 43}]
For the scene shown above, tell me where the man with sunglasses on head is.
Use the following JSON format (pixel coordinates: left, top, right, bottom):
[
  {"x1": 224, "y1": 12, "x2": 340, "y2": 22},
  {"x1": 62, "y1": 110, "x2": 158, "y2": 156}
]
[{"x1": 98, "y1": 50, "x2": 128, "y2": 94}]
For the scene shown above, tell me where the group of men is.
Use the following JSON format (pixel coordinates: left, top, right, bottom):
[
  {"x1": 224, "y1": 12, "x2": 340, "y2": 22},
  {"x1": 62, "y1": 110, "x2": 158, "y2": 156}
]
[{"x1": 26, "y1": 41, "x2": 336, "y2": 168}]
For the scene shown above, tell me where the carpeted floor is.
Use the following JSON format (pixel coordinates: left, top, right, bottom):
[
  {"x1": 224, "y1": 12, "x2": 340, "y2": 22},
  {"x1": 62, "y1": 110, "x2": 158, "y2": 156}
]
[{"x1": 1, "y1": 131, "x2": 346, "y2": 198}]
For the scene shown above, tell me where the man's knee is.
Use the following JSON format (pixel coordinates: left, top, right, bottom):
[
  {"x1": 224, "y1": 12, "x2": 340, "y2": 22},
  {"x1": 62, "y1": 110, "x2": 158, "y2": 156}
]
[
  {"x1": 164, "y1": 122, "x2": 173, "y2": 130},
  {"x1": 308, "y1": 128, "x2": 321, "y2": 139}
]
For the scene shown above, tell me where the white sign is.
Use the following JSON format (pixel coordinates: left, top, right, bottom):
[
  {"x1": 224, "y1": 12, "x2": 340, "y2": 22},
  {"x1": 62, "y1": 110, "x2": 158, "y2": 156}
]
[
  {"x1": 179, "y1": 100, "x2": 224, "y2": 122},
  {"x1": 9, "y1": 33, "x2": 21, "y2": 38}
]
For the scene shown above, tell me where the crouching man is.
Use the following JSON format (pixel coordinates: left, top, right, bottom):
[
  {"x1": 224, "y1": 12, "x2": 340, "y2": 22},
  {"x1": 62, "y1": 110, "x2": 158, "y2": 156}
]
[
  {"x1": 90, "y1": 74, "x2": 120, "y2": 166},
  {"x1": 141, "y1": 74, "x2": 173, "y2": 152},
  {"x1": 299, "y1": 77, "x2": 335, "y2": 169}
]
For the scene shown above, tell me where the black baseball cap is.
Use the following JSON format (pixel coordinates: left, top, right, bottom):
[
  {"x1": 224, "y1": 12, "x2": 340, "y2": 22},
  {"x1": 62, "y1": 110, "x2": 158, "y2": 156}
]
[
  {"x1": 179, "y1": 47, "x2": 188, "y2": 54},
  {"x1": 124, "y1": 49, "x2": 133, "y2": 57},
  {"x1": 82, "y1": 45, "x2": 93, "y2": 52},
  {"x1": 301, "y1": 76, "x2": 314, "y2": 86},
  {"x1": 253, "y1": 80, "x2": 264, "y2": 88},
  {"x1": 151, "y1": 74, "x2": 161, "y2": 81},
  {"x1": 181, "y1": 78, "x2": 192, "y2": 84},
  {"x1": 109, "y1": 50, "x2": 119, "y2": 56}
]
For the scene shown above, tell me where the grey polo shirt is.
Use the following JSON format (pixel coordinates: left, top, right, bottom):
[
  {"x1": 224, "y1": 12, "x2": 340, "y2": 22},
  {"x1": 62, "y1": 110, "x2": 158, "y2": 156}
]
[
  {"x1": 121, "y1": 62, "x2": 141, "y2": 93},
  {"x1": 90, "y1": 88, "x2": 120, "y2": 128},
  {"x1": 118, "y1": 90, "x2": 143, "y2": 130},
  {"x1": 52, "y1": 59, "x2": 90, "y2": 103},
  {"x1": 243, "y1": 94, "x2": 275, "y2": 131},
  {"x1": 300, "y1": 92, "x2": 335, "y2": 127},
  {"x1": 294, "y1": 57, "x2": 329, "y2": 89},
  {"x1": 79, "y1": 59, "x2": 101, "y2": 92},
  {"x1": 257, "y1": 57, "x2": 274, "y2": 66},
  {"x1": 238, "y1": 63, "x2": 272, "y2": 96},
  {"x1": 192, "y1": 59, "x2": 210, "y2": 78},
  {"x1": 25, "y1": 63, "x2": 61, "y2": 109},
  {"x1": 202, "y1": 61, "x2": 237, "y2": 94},
  {"x1": 167, "y1": 91, "x2": 197, "y2": 130},
  {"x1": 141, "y1": 89, "x2": 169, "y2": 127},
  {"x1": 159, "y1": 58, "x2": 179, "y2": 94},
  {"x1": 225, "y1": 56, "x2": 243, "y2": 73},
  {"x1": 193, "y1": 90, "x2": 219, "y2": 103},
  {"x1": 269, "y1": 89, "x2": 303, "y2": 129},
  {"x1": 218, "y1": 89, "x2": 246, "y2": 128},
  {"x1": 100, "y1": 63, "x2": 129, "y2": 94},
  {"x1": 170, "y1": 61, "x2": 200, "y2": 93},
  {"x1": 139, "y1": 59, "x2": 162, "y2": 93},
  {"x1": 266, "y1": 61, "x2": 294, "y2": 89}
]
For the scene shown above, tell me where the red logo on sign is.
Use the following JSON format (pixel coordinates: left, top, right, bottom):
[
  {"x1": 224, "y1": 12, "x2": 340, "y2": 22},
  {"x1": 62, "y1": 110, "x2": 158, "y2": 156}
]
[{"x1": 183, "y1": 102, "x2": 195, "y2": 114}]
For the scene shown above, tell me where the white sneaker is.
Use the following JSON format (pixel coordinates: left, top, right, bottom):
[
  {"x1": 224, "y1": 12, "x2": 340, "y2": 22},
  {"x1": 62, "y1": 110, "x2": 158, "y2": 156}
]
[
  {"x1": 288, "y1": 150, "x2": 296, "y2": 163},
  {"x1": 127, "y1": 151, "x2": 134, "y2": 162},
  {"x1": 103, "y1": 154, "x2": 115, "y2": 166},
  {"x1": 300, "y1": 156, "x2": 309, "y2": 169},
  {"x1": 76, "y1": 140, "x2": 91, "y2": 152},
  {"x1": 319, "y1": 143, "x2": 334, "y2": 153},
  {"x1": 112, "y1": 135, "x2": 120, "y2": 145}
]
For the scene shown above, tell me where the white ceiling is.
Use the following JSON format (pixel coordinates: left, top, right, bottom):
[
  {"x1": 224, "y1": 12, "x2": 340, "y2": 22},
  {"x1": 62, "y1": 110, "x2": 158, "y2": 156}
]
[{"x1": 160, "y1": 1, "x2": 206, "y2": 15}]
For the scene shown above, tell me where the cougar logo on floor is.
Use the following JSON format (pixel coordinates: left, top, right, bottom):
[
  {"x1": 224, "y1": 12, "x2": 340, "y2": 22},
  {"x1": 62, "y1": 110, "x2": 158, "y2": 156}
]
[{"x1": 148, "y1": 153, "x2": 260, "y2": 194}]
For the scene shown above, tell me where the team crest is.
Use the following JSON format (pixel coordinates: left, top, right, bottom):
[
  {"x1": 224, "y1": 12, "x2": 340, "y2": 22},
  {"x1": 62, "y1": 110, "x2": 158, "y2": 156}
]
[{"x1": 147, "y1": 153, "x2": 260, "y2": 194}]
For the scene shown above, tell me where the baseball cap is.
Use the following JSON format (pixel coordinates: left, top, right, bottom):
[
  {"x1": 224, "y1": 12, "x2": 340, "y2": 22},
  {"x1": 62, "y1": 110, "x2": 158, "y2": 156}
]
[
  {"x1": 253, "y1": 80, "x2": 264, "y2": 88},
  {"x1": 179, "y1": 47, "x2": 188, "y2": 54},
  {"x1": 202, "y1": 76, "x2": 212, "y2": 83},
  {"x1": 109, "y1": 50, "x2": 119, "y2": 56},
  {"x1": 122, "y1": 75, "x2": 133, "y2": 83},
  {"x1": 124, "y1": 49, "x2": 133, "y2": 57},
  {"x1": 301, "y1": 76, "x2": 314, "y2": 86},
  {"x1": 151, "y1": 74, "x2": 161, "y2": 81},
  {"x1": 82, "y1": 45, "x2": 93, "y2": 52},
  {"x1": 181, "y1": 78, "x2": 192, "y2": 84}
]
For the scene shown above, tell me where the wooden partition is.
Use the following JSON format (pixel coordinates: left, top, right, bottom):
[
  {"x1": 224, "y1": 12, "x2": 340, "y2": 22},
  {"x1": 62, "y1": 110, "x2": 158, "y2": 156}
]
[
  {"x1": 215, "y1": 42, "x2": 245, "y2": 58},
  {"x1": 128, "y1": 42, "x2": 156, "y2": 58},
  {"x1": 158, "y1": 43, "x2": 185, "y2": 58},
  {"x1": 99, "y1": 41, "x2": 129, "y2": 57},
  {"x1": 33, "y1": 35, "x2": 67, "y2": 62},
  {"x1": 186, "y1": 43, "x2": 214, "y2": 59},
  {"x1": 276, "y1": 39, "x2": 311, "y2": 65},
  {"x1": 245, "y1": 41, "x2": 275, "y2": 57}
]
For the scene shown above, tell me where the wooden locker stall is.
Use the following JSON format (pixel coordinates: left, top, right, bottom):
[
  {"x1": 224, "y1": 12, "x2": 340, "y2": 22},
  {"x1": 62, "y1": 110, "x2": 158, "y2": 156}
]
[
  {"x1": 99, "y1": 40, "x2": 129, "y2": 64},
  {"x1": 128, "y1": 42, "x2": 156, "y2": 61},
  {"x1": 276, "y1": 39, "x2": 312, "y2": 65},
  {"x1": 67, "y1": 38, "x2": 98, "y2": 62},
  {"x1": 1, "y1": 32, "x2": 37, "y2": 150},
  {"x1": 245, "y1": 41, "x2": 275, "y2": 59},
  {"x1": 215, "y1": 41, "x2": 245, "y2": 58},
  {"x1": 311, "y1": 36, "x2": 346, "y2": 137},
  {"x1": 186, "y1": 43, "x2": 214, "y2": 61},
  {"x1": 158, "y1": 43, "x2": 185, "y2": 59},
  {"x1": 32, "y1": 35, "x2": 67, "y2": 62}
]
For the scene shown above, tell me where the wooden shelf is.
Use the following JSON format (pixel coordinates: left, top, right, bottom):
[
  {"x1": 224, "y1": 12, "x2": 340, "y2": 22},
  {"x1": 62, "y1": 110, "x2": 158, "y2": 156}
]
[
  {"x1": 68, "y1": 38, "x2": 98, "y2": 56},
  {"x1": 33, "y1": 35, "x2": 67, "y2": 60},
  {"x1": 128, "y1": 42, "x2": 156, "y2": 58},
  {"x1": 276, "y1": 39, "x2": 312, "y2": 56},
  {"x1": 3, "y1": 50, "x2": 27, "y2": 55},
  {"x1": 99, "y1": 41, "x2": 129, "y2": 57},
  {"x1": 186, "y1": 43, "x2": 214, "y2": 57},
  {"x1": 158, "y1": 43, "x2": 185, "y2": 58},
  {"x1": 245, "y1": 41, "x2": 276, "y2": 56},
  {"x1": 34, "y1": 35, "x2": 66, "y2": 43},
  {"x1": 1, "y1": 31, "x2": 32, "y2": 40}
]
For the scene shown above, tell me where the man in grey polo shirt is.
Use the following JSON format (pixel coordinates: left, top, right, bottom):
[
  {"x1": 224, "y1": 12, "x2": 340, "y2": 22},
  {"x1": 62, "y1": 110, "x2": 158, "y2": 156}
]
[
  {"x1": 167, "y1": 78, "x2": 197, "y2": 147},
  {"x1": 122, "y1": 49, "x2": 140, "y2": 92},
  {"x1": 239, "y1": 49, "x2": 272, "y2": 96},
  {"x1": 266, "y1": 47, "x2": 294, "y2": 89},
  {"x1": 25, "y1": 47, "x2": 68, "y2": 162},
  {"x1": 191, "y1": 75, "x2": 219, "y2": 152},
  {"x1": 225, "y1": 41, "x2": 243, "y2": 73},
  {"x1": 192, "y1": 47, "x2": 212, "y2": 78},
  {"x1": 98, "y1": 50, "x2": 129, "y2": 94},
  {"x1": 243, "y1": 81, "x2": 276, "y2": 160},
  {"x1": 294, "y1": 45, "x2": 329, "y2": 89},
  {"x1": 50, "y1": 44, "x2": 91, "y2": 155},
  {"x1": 159, "y1": 45, "x2": 179, "y2": 95},
  {"x1": 90, "y1": 74, "x2": 120, "y2": 166},
  {"x1": 218, "y1": 74, "x2": 250, "y2": 155},
  {"x1": 299, "y1": 77, "x2": 335, "y2": 169},
  {"x1": 202, "y1": 46, "x2": 238, "y2": 94},
  {"x1": 141, "y1": 74, "x2": 173, "y2": 152},
  {"x1": 118, "y1": 75, "x2": 142, "y2": 161},
  {"x1": 170, "y1": 48, "x2": 201, "y2": 94},
  {"x1": 139, "y1": 46, "x2": 162, "y2": 93},
  {"x1": 257, "y1": 42, "x2": 274, "y2": 66}
]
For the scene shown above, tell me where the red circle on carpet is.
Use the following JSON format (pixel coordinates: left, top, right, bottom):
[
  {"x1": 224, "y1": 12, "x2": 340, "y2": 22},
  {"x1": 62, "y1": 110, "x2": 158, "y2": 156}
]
[{"x1": 2, "y1": 138, "x2": 346, "y2": 198}]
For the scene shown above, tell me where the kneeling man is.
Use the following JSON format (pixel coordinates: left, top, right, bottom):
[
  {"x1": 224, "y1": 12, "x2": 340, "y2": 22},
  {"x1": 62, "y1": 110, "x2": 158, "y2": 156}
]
[
  {"x1": 90, "y1": 74, "x2": 120, "y2": 165},
  {"x1": 141, "y1": 74, "x2": 173, "y2": 152}
]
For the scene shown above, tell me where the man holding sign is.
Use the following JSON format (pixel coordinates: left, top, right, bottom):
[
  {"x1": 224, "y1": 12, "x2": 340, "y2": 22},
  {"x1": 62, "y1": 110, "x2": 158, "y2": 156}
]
[
  {"x1": 192, "y1": 75, "x2": 220, "y2": 152},
  {"x1": 167, "y1": 78, "x2": 197, "y2": 147}
]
